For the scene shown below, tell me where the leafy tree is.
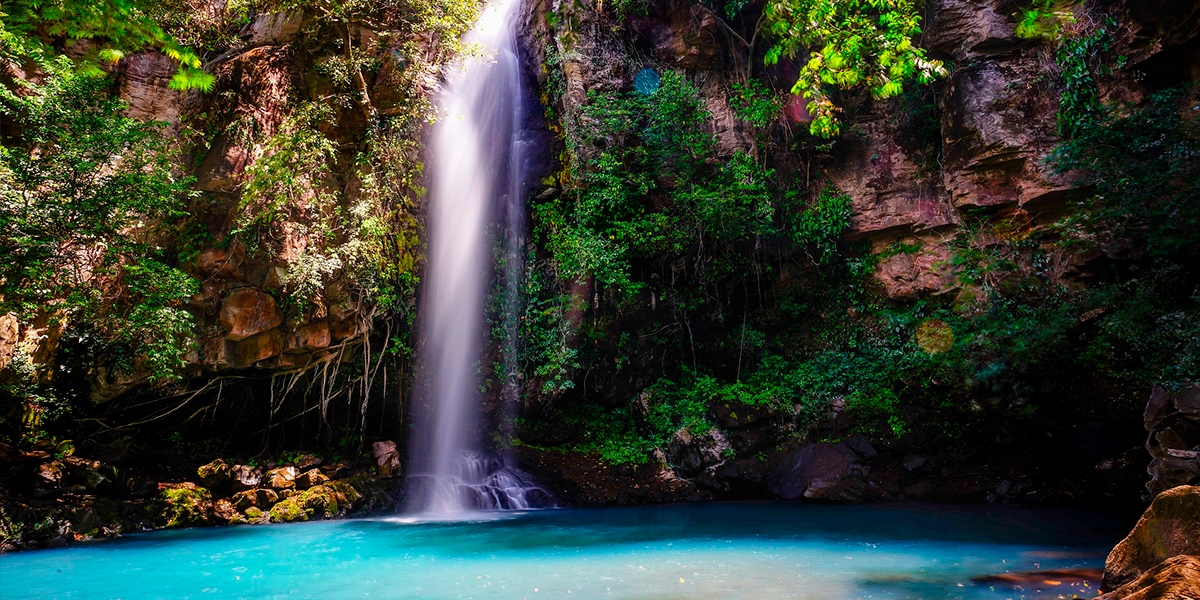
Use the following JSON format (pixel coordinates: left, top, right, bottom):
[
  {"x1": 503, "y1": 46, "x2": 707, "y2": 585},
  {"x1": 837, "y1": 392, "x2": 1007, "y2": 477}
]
[
  {"x1": 763, "y1": 0, "x2": 946, "y2": 136},
  {"x1": 0, "y1": 58, "x2": 197, "y2": 384},
  {"x1": 0, "y1": 0, "x2": 215, "y2": 90}
]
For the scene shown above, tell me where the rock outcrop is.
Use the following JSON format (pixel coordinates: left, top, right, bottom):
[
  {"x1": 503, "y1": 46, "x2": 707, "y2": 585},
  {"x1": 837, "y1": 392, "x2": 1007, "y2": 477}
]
[
  {"x1": 1144, "y1": 384, "x2": 1200, "y2": 495},
  {"x1": 766, "y1": 442, "x2": 869, "y2": 502},
  {"x1": 1097, "y1": 555, "x2": 1200, "y2": 600},
  {"x1": 1102, "y1": 485, "x2": 1200, "y2": 591}
]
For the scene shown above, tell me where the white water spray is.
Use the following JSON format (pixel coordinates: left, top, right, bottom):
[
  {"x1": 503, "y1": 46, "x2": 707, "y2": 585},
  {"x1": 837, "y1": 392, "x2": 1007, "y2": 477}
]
[{"x1": 406, "y1": 0, "x2": 544, "y2": 516}]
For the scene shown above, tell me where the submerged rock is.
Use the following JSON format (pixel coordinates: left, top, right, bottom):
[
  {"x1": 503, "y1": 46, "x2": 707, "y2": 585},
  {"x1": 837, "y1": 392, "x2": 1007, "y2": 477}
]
[{"x1": 1103, "y1": 485, "x2": 1200, "y2": 591}]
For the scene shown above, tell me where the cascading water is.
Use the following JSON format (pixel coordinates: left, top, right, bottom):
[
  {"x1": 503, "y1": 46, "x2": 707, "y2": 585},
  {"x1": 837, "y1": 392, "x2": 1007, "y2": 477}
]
[{"x1": 406, "y1": 0, "x2": 546, "y2": 516}]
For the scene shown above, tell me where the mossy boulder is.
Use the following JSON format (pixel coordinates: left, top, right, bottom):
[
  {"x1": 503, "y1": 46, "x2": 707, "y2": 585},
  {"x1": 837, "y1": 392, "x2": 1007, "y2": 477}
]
[
  {"x1": 268, "y1": 497, "x2": 308, "y2": 523},
  {"x1": 243, "y1": 506, "x2": 267, "y2": 523},
  {"x1": 232, "y1": 488, "x2": 278, "y2": 511},
  {"x1": 197, "y1": 459, "x2": 232, "y2": 490},
  {"x1": 325, "y1": 481, "x2": 363, "y2": 512},
  {"x1": 155, "y1": 483, "x2": 213, "y2": 528}
]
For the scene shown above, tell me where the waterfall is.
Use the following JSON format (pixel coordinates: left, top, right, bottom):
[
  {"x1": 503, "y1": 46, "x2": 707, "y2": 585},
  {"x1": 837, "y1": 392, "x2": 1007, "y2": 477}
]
[{"x1": 405, "y1": 0, "x2": 546, "y2": 516}]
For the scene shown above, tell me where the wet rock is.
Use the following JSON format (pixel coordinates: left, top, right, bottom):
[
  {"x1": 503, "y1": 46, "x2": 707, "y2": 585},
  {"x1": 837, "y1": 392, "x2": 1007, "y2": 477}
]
[
  {"x1": 212, "y1": 498, "x2": 240, "y2": 524},
  {"x1": 156, "y1": 483, "x2": 213, "y2": 528},
  {"x1": 63, "y1": 457, "x2": 131, "y2": 495},
  {"x1": 219, "y1": 288, "x2": 283, "y2": 342},
  {"x1": 373, "y1": 441, "x2": 402, "y2": 479},
  {"x1": 767, "y1": 442, "x2": 867, "y2": 502},
  {"x1": 265, "y1": 466, "x2": 298, "y2": 489},
  {"x1": 1097, "y1": 555, "x2": 1200, "y2": 600},
  {"x1": 268, "y1": 485, "x2": 342, "y2": 522},
  {"x1": 666, "y1": 427, "x2": 730, "y2": 475},
  {"x1": 294, "y1": 468, "x2": 329, "y2": 490},
  {"x1": 268, "y1": 497, "x2": 309, "y2": 522},
  {"x1": 232, "y1": 488, "x2": 279, "y2": 511},
  {"x1": 325, "y1": 481, "x2": 364, "y2": 512},
  {"x1": 1103, "y1": 485, "x2": 1200, "y2": 591},
  {"x1": 243, "y1": 506, "x2": 267, "y2": 523},
  {"x1": 196, "y1": 459, "x2": 232, "y2": 490},
  {"x1": 230, "y1": 465, "x2": 263, "y2": 492}
]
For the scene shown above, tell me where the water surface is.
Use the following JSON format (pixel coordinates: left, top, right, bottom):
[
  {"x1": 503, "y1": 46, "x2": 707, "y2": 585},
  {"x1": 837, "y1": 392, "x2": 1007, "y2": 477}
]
[{"x1": 0, "y1": 502, "x2": 1125, "y2": 599}]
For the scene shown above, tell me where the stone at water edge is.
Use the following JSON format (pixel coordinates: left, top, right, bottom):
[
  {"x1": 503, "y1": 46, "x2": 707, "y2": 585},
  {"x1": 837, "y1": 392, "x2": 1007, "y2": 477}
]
[
  {"x1": 197, "y1": 459, "x2": 232, "y2": 490},
  {"x1": 265, "y1": 466, "x2": 298, "y2": 489},
  {"x1": 766, "y1": 442, "x2": 867, "y2": 502},
  {"x1": 1096, "y1": 555, "x2": 1200, "y2": 600},
  {"x1": 373, "y1": 441, "x2": 402, "y2": 479},
  {"x1": 156, "y1": 483, "x2": 213, "y2": 528},
  {"x1": 666, "y1": 427, "x2": 730, "y2": 476},
  {"x1": 232, "y1": 488, "x2": 279, "y2": 511},
  {"x1": 230, "y1": 464, "x2": 263, "y2": 491},
  {"x1": 1102, "y1": 485, "x2": 1200, "y2": 591}
]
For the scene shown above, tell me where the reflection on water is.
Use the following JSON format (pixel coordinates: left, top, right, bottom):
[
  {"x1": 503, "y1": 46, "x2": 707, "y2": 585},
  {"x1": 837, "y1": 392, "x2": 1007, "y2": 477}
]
[{"x1": 0, "y1": 502, "x2": 1127, "y2": 599}]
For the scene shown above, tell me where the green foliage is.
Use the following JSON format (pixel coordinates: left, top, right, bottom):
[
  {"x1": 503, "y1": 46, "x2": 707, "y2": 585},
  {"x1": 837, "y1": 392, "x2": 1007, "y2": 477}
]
[
  {"x1": 793, "y1": 185, "x2": 852, "y2": 261},
  {"x1": 731, "y1": 79, "x2": 783, "y2": 129},
  {"x1": 519, "y1": 253, "x2": 579, "y2": 395},
  {"x1": 0, "y1": 0, "x2": 215, "y2": 91},
  {"x1": 1055, "y1": 24, "x2": 1111, "y2": 138},
  {"x1": 1053, "y1": 87, "x2": 1200, "y2": 263},
  {"x1": 0, "y1": 59, "x2": 197, "y2": 386},
  {"x1": 763, "y1": 0, "x2": 946, "y2": 137},
  {"x1": 1014, "y1": 0, "x2": 1076, "y2": 40}
]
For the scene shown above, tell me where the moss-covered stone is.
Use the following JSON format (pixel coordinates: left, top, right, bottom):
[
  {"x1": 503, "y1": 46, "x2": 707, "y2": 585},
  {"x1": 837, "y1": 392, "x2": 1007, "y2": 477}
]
[
  {"x1": 196, "y1": 459, "x2": 232, "y2": 490},
  {"x1": 325, "y1": 480, "x2": 363, "y2": 512},
  {"x1": 156, "y1": 483, "x2": 213, "y2": 528},
  {"x1": 298, "y1": 485, "x2": 338, "y2": 518},
  {"x1": 243, "y1": 506, "x2": 266, "y2": 523},
  {"x1": 268, "y1": 497, "x2": 308, "y2": 523}
]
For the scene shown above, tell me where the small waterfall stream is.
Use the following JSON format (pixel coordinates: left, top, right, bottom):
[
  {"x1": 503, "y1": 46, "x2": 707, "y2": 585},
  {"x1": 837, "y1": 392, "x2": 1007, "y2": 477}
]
[{"x1": 405, "y1": 0, "x2": 545, "y2": 516}]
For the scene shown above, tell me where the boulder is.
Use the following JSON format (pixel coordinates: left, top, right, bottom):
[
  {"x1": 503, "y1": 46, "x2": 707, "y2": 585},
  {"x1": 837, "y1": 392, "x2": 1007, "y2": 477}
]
[
  {"x1": 294, "y1": 468, "x2": 329, "y2": 490},
  {"x1": 219, "y1": 288, "x2": 283, "y2": 341},
  {"x1": 230, "y1": 465, "x2": 263, "y2": 492},
  {"x1": 212, "y1": 498, "x2": 241, "y2": 524},
  {"x1": 1097, "y1": 555, "x2": 1200, "y2": 600},
  {"x1": 196, "y1": 459, "x2": 232, "y2": 490},
  {"x1": 767, "y1": 442, "x2": 867, "y2": 502},
  {"x1": 265, "y1": 466, "x2": 298, "y2": 489},
  {"x1": 1144, "y1": 383, "x2": 1200, "y2": 495},
  {"x1": 63, "y1": 457, "x2": 131, "y2": 495},
  {"x1": 1102, "y1": 485, "x2": 1200, "y2": 591},
  {"x1": 373, "y1": 441, "x2": 402, "y2": 479},
  {"x1": 156, "y1": 483, "x2": 212, "y2": 528},
  {"x1": 666, "y1": 427, "x2": 730, "y2": 475},
  {"x1": 294, "y1": 454, "x2": 323, "y2": 470},
  {"x1": 243, "y1": 506, "x2": 267, "y2": 523},
  {"x1": 269, "y1": 485, "x2": 341, "y2": 522},
  {"x1": 232, "y1": 488, "x2": 279, "y2": 511},
  {"x1": 285, "y1": 322, "x2": 331, "y2": 353}
]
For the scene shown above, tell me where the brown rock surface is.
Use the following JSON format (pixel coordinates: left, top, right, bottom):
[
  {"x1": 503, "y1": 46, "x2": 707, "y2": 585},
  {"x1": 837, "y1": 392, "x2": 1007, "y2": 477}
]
[
  {"x1": 230, "y1": 465, "x2": 263, "y2": 492},
  {"x1": 233, "y1": 329, "x2": 285, "y2": 368},
  {"x1": 373, "y1": 441, "x2": 402, "y2": 479},
  {"x1": 1102, "y1": 485, "x2": 1200, "y2": 591},
  {"x1": 220, "y1": 288, "x2": 283, "y2": 341},
  {"x1": 1097, "y1": 555, "x2": 1200, "y2": 600},
  {"x1": 232, "y1": 488, "x2": 279, "y2": 511},
  {"x1": 265, "y1": 466, "x2": 298, "y2": 490},
  {"x1": 767, "y1": 442, "x2": 867, "y2": 502},
  {"x1": 294, "y1": 468, "x2": 329, "y2": 490}
]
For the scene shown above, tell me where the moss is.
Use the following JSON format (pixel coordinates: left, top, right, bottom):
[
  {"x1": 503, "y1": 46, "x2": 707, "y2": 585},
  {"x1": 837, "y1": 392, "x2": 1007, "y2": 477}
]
[
  {"x1": 243, "y1": 507, "x2": 265, "y2": 522},
  {"x1": 297, "y1": 485, "x2": 338, "y2": 518},
  {"x1": 268, "y1": 497, "x2": 308, "y2": 523},
  {"x1": 157, "y1": 484, "x2": 212, "y2": 529},
  {"x1": 325, "y1": 481, "x2": 362, "y2": 512}
]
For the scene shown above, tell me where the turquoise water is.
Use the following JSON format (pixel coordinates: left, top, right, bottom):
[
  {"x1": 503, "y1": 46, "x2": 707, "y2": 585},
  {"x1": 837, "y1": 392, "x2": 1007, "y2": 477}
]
[{"x1": 1, "y1": 503, "x2": 1123, "y2": 599}]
